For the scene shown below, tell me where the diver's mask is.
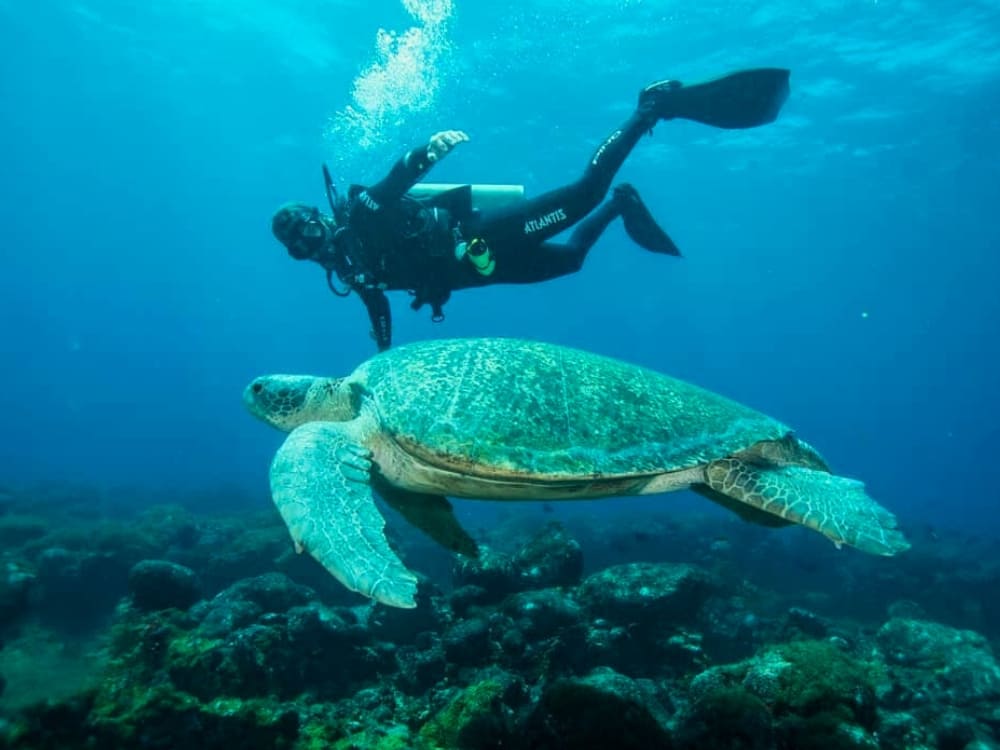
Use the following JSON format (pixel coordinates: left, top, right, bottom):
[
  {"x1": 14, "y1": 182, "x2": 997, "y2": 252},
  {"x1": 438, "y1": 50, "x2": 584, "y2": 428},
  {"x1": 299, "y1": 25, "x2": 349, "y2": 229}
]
[{"x1": 287, "y1": 206, "x2": 334, "y2": 261}]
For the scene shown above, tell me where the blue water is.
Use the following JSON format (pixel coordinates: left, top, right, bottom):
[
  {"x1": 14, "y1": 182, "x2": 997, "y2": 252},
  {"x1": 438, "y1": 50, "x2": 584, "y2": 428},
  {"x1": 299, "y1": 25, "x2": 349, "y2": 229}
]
[{"x1": 1, "y1": 1, "x2": 997, "y2": 536}]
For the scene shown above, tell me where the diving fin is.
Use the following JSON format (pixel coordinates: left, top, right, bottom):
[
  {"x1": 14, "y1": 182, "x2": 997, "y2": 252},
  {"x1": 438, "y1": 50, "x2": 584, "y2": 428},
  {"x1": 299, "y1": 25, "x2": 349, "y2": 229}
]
[
  {"x1": 614, "y1": 183, "x2": 681, "y2": 256},
  {"x1": 641, "y1": 68, "x2": 790, "y2": 129}
]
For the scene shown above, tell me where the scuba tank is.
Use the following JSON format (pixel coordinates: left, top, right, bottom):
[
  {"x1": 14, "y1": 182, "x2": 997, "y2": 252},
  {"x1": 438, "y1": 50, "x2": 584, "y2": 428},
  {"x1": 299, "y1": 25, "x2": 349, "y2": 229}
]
[
  {"x1": 406, "y1": 183, "x2": 525, "y2": 212},
  {"x1": 405, "y1": 183, "x2": 521, "y2": 280}
]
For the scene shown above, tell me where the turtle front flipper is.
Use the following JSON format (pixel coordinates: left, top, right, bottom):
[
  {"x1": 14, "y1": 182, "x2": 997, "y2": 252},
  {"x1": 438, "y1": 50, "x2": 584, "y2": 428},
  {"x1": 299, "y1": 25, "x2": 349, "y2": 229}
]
[
  {"x1": 704, "y1": 459, "x2": 910, "y2": 555},
  {"x1": 270, "y1": 422, "x2": 419, "y2": 608}
]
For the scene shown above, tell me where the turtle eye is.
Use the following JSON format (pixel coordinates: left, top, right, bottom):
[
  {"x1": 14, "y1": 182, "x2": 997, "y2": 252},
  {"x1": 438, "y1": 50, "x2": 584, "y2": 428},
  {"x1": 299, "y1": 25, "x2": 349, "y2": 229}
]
[{"x1": 252, "y1": 383, "x2": 263, "y2": 395}]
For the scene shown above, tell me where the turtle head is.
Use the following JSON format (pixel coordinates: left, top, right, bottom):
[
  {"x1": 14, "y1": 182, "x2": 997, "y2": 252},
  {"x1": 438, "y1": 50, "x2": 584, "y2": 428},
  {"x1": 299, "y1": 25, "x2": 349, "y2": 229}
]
[{"x1": 244, "y1": 375, "x2": 354, "y2": 431}]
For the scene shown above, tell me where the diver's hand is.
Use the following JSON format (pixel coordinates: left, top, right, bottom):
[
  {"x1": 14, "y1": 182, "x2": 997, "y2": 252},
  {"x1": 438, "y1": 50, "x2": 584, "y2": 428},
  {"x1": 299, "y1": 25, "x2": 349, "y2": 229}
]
[{"x1": 427, "y1": 130, "x2": 469, "y2": 162}]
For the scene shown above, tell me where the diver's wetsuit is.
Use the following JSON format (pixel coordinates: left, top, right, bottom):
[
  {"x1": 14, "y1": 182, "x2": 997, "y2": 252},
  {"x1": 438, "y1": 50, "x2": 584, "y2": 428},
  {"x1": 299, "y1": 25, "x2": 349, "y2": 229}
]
[
  {"x1": 277, "y1": 68, "x2": 792, "y2": 350},
  {"x1": 337, "y1": 104, "x2": 659, "y2": 350}
]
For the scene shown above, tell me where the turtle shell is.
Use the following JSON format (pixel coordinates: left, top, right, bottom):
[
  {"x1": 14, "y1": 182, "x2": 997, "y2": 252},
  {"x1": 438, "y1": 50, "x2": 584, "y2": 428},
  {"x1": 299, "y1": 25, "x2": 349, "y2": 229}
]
[{"x1": 357, "y1": 338, "x2": 789, "y2": 479}]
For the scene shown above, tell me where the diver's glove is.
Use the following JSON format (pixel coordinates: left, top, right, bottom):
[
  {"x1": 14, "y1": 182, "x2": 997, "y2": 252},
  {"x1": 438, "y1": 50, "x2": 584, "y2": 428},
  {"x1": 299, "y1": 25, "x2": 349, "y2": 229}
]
[{"x1": 427, "y1": 130, "x2": 470, "y2": 162}]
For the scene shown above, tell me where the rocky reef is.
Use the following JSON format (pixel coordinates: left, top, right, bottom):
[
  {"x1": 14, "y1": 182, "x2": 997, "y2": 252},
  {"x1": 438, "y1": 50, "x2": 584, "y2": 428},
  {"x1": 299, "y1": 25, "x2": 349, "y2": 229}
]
[{"x1": 1, "y1": 483, "x2": 999, "y2": 749}]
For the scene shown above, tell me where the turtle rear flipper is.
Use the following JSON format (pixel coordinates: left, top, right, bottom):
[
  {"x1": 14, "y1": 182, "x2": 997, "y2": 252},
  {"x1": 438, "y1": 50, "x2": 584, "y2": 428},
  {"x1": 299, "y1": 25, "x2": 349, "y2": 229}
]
[
  {"x1": 271, "y1": 422, "x2": 419, "y2": 608},
  {"x1": 704, "y1": 459, "x2": 910, "y2": 555},
  {"x1": 375, "y1": 479, "x2": 480, "y2": 558}
]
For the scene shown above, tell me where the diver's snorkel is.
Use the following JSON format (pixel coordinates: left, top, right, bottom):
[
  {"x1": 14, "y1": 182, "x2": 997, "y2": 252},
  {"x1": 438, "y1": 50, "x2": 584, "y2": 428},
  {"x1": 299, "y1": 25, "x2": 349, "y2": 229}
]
[{"x1": 322, "y1": 164, "x2": 340, "y2": 217}]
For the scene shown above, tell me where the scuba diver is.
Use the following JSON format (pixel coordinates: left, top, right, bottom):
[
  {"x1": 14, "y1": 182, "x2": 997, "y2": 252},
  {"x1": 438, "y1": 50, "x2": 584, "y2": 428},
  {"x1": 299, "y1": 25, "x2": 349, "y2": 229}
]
[{"x1": 272, "y1": 68, "x2": 791, "y2": 351}]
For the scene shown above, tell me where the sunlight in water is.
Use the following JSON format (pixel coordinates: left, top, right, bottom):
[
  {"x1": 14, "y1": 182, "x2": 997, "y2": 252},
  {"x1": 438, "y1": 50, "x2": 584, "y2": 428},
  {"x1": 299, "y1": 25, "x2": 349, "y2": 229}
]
[{"x1": 327, "y1": 0, "x2": 453, "y2": 150}]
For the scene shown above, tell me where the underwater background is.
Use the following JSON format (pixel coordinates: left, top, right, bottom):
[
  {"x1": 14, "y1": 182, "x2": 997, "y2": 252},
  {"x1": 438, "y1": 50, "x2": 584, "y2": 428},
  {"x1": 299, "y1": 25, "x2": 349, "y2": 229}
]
[
  {"x1": 2, "y1": 1, "x2": 1000, "y2": 748},
  {"x1": 3, "y1": 0, "x2": 998, "y2": 531}
]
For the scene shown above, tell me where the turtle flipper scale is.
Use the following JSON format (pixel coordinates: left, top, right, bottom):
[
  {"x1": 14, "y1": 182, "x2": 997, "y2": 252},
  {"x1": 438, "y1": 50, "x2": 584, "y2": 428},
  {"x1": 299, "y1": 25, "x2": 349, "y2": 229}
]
[
  {"x1": 270, "y1": 421, "x2": 418, "y2": 608},
  {"x1": 704, "y1": 459, "x2": 910, "y2": 556}
]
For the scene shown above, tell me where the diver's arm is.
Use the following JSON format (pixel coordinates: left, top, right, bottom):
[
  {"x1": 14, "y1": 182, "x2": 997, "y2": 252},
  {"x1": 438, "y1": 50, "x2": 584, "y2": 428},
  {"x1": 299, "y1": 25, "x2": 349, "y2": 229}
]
[
  {"x1": 358, "y1": 286, "x2": 392, "y2": 351},
  {"x1": 365, "y1": 130, "x2": 470, "y2": 205}
]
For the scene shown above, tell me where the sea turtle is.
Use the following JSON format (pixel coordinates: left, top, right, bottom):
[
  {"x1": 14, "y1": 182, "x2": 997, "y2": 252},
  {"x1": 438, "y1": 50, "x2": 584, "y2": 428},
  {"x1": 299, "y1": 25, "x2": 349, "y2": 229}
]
[{"x1": 244, "y1": 338, "x2": 908, "y2": 608}]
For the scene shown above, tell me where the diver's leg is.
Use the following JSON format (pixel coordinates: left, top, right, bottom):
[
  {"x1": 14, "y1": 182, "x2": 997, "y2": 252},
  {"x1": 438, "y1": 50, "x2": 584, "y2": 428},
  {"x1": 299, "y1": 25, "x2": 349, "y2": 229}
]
[
  {"x1": 544, "y1": 187, "x2": 680, "y2": 261},
  {"x1": 472, "y1": 178, "x2": 678, "y2": 281},
  {"x1": 476, "y1": 108, "x2": 654, "y2": 247},
  {"x1": 531, "y1": 70, "x2": 790, "y2": 221},
  {"x1": 488, "y1": 241, "x2": 589, "y2": 284},
  {"x1": 478, "y1": 69, "x2": 791, "y2": 248},
  {"x1": 562, "y1": 198, "x2": 620, "y2": 259},
  {"x1": 485, "y1": 197, "x2": 627, "y2": 284}
]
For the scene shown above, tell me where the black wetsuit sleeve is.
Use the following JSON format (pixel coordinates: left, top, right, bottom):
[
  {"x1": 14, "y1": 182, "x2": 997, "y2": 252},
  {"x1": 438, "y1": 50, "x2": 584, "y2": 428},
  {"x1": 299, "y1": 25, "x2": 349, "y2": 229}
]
[
  {"x1": 364, "y1": 144, "x2": 435, "y2": 205},
  {"x1": 358, "y1": 286, "x2": 392, "y2": 351}
]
